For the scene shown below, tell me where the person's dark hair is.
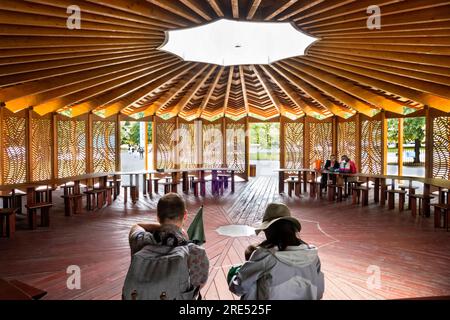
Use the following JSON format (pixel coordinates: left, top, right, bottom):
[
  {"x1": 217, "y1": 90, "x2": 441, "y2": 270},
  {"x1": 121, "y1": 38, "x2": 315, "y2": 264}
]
[
  {"x1": 157, "y1": 193, "x2": 186, "y2": 223},
  {"x1": 259, "y1": 220, "x2": 306, "y2": 251}
]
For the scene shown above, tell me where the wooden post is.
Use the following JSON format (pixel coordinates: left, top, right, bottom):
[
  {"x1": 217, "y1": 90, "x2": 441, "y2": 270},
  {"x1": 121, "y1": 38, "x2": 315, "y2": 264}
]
[
  {"x1": 174, "y1": 116, "x2": 180, "y2": 171},
  {"x1": 51, "y1": 113, "x2": 58, "y2": 180},
  {"x1": 152, "y1": 116, "x2": 157, "y2": 170},
  {"x1": 355, "y1": 114, "x2": 362, "y2": 171},
  {"x1": 304, "y1": 116, "x2": 310, "y2": 169},
  {"x1": 86, "y1": 113, "x2": 94, "y2": 174},
  {"x1": 425, "y1": 107, "x2": 433, "y2": 179},
  {"x1": 115, "y1": 114, "x2": 121, "y2": 172},
  {"x1": 195, "y1": 119, "x2": 203, "y2": 168},
  {"x1": 398, "y1": 118, "x2": 404, "y2": 176},
  {"x1": 279, "y1": 116, "x2": 285, "y2": 169},
  {"x1": 26, "y1": 108, "x2": 33, "y2": 183},
  {"x1": 144, "y1": 121, "x2": 149, "y2": 171},
  {"x1": 222, "y1": 117, "x2": 227, "y2": 167},
  {"x1": 332, "y1": 116, "x2": 338, "y2": 156},
  {"x1": 0, "y1": 104, "x2": 3, "y2": 185},
  {"x1": 245, "y1": 117, "x2": 250, "y2": 180},
  {"x1": 381, "y1": 111, "x2": 388, "y2": 175}
]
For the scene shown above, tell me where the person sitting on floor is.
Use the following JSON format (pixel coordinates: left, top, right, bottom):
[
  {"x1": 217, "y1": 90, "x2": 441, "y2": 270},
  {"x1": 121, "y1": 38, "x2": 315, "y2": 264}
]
[
  {"x1": 320, "y1": 154, "x2": 340, "y2": 189},
  {"x1": 122, "y1": 193, "x2": 209, "y2": 300},
  {"x1": 229, "y1": 203, "x2": 325, "y2": 300}
]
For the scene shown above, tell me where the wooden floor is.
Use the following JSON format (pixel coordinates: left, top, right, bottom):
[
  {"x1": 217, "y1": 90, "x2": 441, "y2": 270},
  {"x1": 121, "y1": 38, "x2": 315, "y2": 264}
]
[{"x1": 1, "y1": 176, "x2": 450, "y2": 300}]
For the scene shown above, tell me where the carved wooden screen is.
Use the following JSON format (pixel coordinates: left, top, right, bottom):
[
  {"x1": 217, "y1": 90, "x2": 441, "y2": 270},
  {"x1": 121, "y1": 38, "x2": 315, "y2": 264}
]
[
  {"x1": 93, "y1": 120, "x2": 116, "y2": 173},
  {"x1": 1, "y1": 111, "x2": 27, "y2": 184},
  {"x1": 308, "y1": 121, "x2": 333, "y2": 168},
  {"x1": 203, "y1": 122, "x2": 223, "y2": 168},
  {"x1": 31, "y1": 116, "x2": 52, "y2": 181},
  {"x1": 338, "y1": 121, "x2": 357, "y2": 161},
  {"x1": 156, "y1": 121, "x2": 176, "y2": 169},
  {"x1": 57, "y1": 118, "x2": 87, "y2": 178},
  {"x1": 179, "y1": 122, "x2": 197, "y2": 169},
  {"x1": 360, "y1": 119, "x2": 382, "y2": 174},
  {"x1": 432, "y1": 116, "x2": 450, "y2": 179},
  {"x1": 226, "y1": 122, "x2": 246, "y2": 173},
  {"x1": 284, "y1": 122, "x2": 304, "y2": 169}
]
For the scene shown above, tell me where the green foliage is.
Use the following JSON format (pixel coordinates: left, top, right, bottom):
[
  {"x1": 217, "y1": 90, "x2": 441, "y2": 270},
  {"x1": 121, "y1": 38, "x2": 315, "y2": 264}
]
[{"x1": 403, "y1": 117, "x2": 425, "y2": 143}]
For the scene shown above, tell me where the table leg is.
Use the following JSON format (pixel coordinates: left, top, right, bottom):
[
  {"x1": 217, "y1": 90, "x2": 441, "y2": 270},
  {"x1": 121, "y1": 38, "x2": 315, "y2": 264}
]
[
  {"x1": 279, "y1": 171, "x2": 285, "y2": 194},
  {"x1": 231, "y1": 171, "x2": 235, "y2": 193},
  {"x1": 374, "y1": 178, "x2": 380, "y2": 203}
]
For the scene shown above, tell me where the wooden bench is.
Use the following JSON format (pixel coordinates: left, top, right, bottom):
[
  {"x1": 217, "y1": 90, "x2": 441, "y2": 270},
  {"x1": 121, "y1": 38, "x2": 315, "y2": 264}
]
[
  {"x1": 192, "y1": 179, "x2": 206, "y2": 197},
  {"x1": 25, "y1": 203, "x2": 52, "y2": 229},
  {"x1": 399, "y1": 185, "x2": 419, "y2": 210},
  {"x1": 0, "y1": 208, "x2": 17, "y2": 238},
  {"x1": 61, "y1": 193, "x2": 84, "y2": 216},
  {"x1": 409, "y1": 194, "x2": 435, "y2": 217},
  {"x1": 286, "y1": 177, "x2": 301, "y2": 197},
  {"x1": 121, "y1": 185, "x2": 137, "y2": 204},
  {"x1": 352, "y1": 186, "x2": 371, "y2": 206},
  {"x1": 328, "y1": 184, "x2": 344, "y2": 202},
  {"x1": 387, "y1": 189, "x2": 407, "y2": 211},
  {"x1": 107, "y1": 179, "x2": 121, "y2": 199},
  {"x1": 434, "y1": 203, "x2": 450, "y2": 230},
  {"x1": 84, "y1": 189, "x2": 106, "y2": 210}
]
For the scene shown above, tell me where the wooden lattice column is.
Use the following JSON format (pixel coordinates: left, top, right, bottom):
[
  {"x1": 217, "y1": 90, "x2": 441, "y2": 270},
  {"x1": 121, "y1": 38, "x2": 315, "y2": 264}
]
[
  {"x1": 244, "y1": 117, "x2": 250, "y2": 180},
  {"x1": 304, "y1": 116, "x2": 311, "y2": 169},
  {"x1": 25, "y1": 108, "x2": 32, "y2": 183},
  {"x1": 279, "y1": 116, "x2": 286, "y2": 169},
  {"x1": 152, "y1": 115, "x2": 157, "y2": 171},
  {"x1": 115, "y1": 114, "x2": 121, "y2": 172},
  {"x1": 51, "y1": 113, "x2": 58, "y2": 181},
  {"x1": 222, "y1": 117, "x2": 227, "y2": 167},
  {"x1": 381, "y1": 111, "x2": 387, "y2": 175},
  {"x1": 337, "y1": 115, "x2": 358, "y2": 167},
  {"x1": 86, "y1": 113, "x2": 94, "y2": 174},
  {"x1": 355, "y1": 114, "x2": 362, "y2": 170},
  {"x1": 332, "y1": 116, "x2": 338, "y2": 156},
  {"x1": 0, "y1": 105, "x2": 3, "y2": 185},
  {"x1": 398, "y1": 118, "x2": 404, "y2": 176}
]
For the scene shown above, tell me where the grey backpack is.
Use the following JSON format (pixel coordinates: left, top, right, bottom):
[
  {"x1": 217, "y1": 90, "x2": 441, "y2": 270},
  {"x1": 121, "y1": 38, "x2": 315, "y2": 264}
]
[{"x1": 122, "y1": 243, "x2": 199, "y2": 300}]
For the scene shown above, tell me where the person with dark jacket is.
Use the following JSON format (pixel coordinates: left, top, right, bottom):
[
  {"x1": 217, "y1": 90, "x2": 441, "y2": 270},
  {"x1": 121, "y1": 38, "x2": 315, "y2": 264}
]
[{"x1": 320, "y1": 154, "x2": 340, "y2": 189}]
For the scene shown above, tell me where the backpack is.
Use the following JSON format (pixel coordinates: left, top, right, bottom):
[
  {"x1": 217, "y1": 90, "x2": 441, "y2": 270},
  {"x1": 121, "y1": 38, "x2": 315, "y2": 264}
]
[{"x1": 122, "y1": 243, "x2": 199, "y2": 300}]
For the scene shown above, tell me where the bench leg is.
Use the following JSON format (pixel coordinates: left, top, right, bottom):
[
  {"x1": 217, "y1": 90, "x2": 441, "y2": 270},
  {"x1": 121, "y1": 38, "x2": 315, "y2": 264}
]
[
  {"x1": 434, "y1": 207, "x2": 442, "y2": 228},
  {"x1": 328, "y1": 187, "x2": 335, "y2": 202},
  {"x1": 41, "y1": 208, "x2": 50, "y2": 227},
  {"x1": 28, "y1": 209, "x2": 37, "y2": 230},
  {"x1": 410, "y1": 198, "x2": 417, "y2": 217},
  {"x1": 362, "y1": 191, "x2": 369, "y2": 206},
  {"x1": 6, "y1": 213, "x2": 15, "y2": 238},
  {"x1": 399, "y1": 193, "x2": 405, "y2": 212},
  {"x1": 352, "y1": 190, "x2": 358, "y2": 205},
  {"x1": 388, "y1": 193, "x2": 395, "y2": 210}
]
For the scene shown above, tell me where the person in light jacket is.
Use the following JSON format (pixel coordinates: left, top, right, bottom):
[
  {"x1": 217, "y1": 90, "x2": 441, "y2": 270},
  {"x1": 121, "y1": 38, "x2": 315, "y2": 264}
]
[{"x1": 229, "y1": 203, "x2": 324, "y2": 300}]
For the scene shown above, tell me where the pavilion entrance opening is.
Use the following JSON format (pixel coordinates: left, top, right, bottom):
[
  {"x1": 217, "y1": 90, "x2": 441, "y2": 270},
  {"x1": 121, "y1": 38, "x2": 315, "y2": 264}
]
[{"x1": 250, "y1": 122, "x2": 280, "y2": 176}]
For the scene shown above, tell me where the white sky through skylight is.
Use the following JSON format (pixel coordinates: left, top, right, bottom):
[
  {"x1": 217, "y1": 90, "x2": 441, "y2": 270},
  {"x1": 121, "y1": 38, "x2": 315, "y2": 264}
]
[{"x1": 159, "y1": 19, "x2": 317, "y2": 66}]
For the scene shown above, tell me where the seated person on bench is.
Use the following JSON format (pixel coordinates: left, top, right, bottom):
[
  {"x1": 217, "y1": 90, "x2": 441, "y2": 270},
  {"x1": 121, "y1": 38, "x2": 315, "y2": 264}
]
[{"x1": 320, "y1": 154, "x2": 340, "y2": 189}]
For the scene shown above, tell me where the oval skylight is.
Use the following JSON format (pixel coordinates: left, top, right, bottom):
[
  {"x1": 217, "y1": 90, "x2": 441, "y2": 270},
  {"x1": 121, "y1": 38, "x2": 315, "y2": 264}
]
[{"x1": 159, "y1": 19, "x2": 317, "y2": 66}]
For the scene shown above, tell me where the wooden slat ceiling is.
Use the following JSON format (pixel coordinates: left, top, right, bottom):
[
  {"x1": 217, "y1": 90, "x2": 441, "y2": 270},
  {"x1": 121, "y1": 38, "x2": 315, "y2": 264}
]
[{"x1": 0, "y1": 0, "x2": 449, "y2": 121}]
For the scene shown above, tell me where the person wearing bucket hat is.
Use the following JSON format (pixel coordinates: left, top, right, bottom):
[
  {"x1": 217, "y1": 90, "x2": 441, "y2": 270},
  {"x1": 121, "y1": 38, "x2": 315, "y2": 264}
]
[{"x1": 229, "y1": 203, "x2": 324, "y2": 300}]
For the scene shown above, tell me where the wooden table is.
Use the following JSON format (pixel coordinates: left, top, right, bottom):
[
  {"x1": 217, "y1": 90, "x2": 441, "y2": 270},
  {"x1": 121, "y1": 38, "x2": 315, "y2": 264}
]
[{"x1": 275, "y1": 168, "x2": 317, "y2": 194}]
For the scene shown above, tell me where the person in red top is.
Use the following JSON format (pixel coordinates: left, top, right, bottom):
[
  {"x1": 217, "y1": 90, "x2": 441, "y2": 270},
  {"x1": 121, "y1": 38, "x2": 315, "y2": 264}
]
[{"x1": 339, "y1": 155, "x2": 357, "y2": 174}]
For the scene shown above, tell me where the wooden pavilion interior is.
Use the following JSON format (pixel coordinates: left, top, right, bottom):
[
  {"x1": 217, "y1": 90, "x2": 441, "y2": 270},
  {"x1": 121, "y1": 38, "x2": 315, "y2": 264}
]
[{"x1": 0, "y1": 0, "x2": 450, "y2": 300}]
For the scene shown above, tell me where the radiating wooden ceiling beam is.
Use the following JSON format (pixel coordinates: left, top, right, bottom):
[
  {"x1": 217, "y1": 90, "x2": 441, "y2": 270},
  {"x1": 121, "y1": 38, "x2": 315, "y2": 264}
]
[
  {"x1": 145, "y1": 65, "x2": 208, "y2": 116},
  {"x1": 222, "y1": 67, "x2": 234, "y2": 117},
  {"x1": 206, "y1": 0, "x2": 224, "y2": 17},
  {"x1": 70, "y1": 62, "x2": 197, "y2": 117},
  {"x1": 231, "y1": 0, "x2": 240, "y2": 19},
  {"x1": 299, "y1": 56, "x2": 450, "y2": 112},
  {"x1": 102, "y1": 64, "x2": 200, "y2": 118},
  {"x1": 252, "y1": 65, "x2": 283, "y2": 115},
  {"x1": 302, "y1": 54, "x2": 450, "y2": 100},
  {"x1": 246, "y1": 0, "x2": 262, "y2": 20},
  {"x1": 263, "y1": 0, "x2": 298, "y2": 21},
  {"x1": 309, "y1": 46, "x2": 450, "y2": 68},
  {"x1": 276, "y1": 0, "x2": 325, "y2": 21},
  {"x1": 33, "y1": 59, "x2": 179, "y2": 115},
  {"x1": 270, "y1": 64, "x2": 353, "y2": 118},
  {"x1": 0, "y1": 50, "x2": 168, "y2": 87},
  {"x1": 26, "y1": 58, "x2": 180, "y2": 115},
  {"x1": 197, "y1": 67, "x2": 225, "y2": 117},
  {"x1": 180, "y1": 0, "x2": 214, "y2": 21},
  {"x1": 24, "y1": 0, "x2": 176, "y2": 29},
  {"x1": 0, "y1": 54, "x2": 174, "y2": 108},
  {"x1": 147, "y1": 0, "x2": 204, "y2": 24},
  {"x1": 281, "y1": 59, "x2": 406, "y2": 114},
  {"x1": 86, "y1": 0, "x2": 192, "y2": 27},
  {"x1": 170, "y1": 65, "x2": 218, "y2": 116},
  {"x1": 259, "y1": 64, "x2": 325, "y2": 116},
  {"x1": 278, "y1": 60, "x2": 380, "y2": 116},
  {"x1": 239, "y1": 65, "x2": 249, "y2": 114},
  {"x1": 309, "y1": 50, "x2": 450, "y2": 86}
]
